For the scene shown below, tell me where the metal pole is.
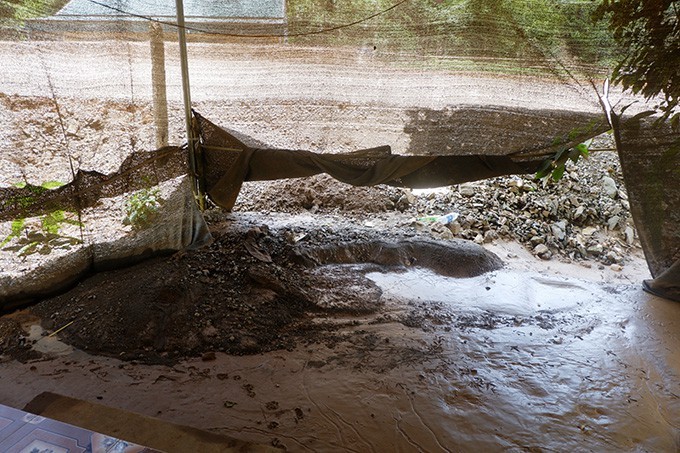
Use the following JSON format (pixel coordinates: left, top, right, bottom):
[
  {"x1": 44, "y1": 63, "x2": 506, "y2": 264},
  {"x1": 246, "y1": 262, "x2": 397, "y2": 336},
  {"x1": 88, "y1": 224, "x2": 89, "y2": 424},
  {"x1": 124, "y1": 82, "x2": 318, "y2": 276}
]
[{"x1": 175, "y1": 0, "x2": 204, "y2": 209}]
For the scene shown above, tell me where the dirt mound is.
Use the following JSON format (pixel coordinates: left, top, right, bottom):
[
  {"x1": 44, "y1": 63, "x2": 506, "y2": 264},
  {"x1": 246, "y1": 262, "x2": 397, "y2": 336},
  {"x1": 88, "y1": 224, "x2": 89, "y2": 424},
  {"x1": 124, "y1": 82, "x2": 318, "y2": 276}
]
[{"x1": 12, "y1": 217, "x2": 501, "y2": 365}]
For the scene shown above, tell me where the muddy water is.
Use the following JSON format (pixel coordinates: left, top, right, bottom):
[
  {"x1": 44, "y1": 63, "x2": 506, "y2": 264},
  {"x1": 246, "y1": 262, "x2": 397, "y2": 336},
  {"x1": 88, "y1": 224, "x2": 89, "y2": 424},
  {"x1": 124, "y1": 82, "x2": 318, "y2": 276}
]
[
  {"x1": 1, "y1": 256, "x2": 679, "y2": 451},
  {"x1": 364, "y1": 268, "x2": 680, "y2": 450}
]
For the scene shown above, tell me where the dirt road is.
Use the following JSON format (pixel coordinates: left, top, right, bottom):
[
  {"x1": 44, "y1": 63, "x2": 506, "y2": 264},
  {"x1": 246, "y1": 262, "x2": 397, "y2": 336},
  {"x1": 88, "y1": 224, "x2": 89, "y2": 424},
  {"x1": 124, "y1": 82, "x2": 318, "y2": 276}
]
[{"x1": 0, "y1": 40, "x2": 606, "y2": 109}]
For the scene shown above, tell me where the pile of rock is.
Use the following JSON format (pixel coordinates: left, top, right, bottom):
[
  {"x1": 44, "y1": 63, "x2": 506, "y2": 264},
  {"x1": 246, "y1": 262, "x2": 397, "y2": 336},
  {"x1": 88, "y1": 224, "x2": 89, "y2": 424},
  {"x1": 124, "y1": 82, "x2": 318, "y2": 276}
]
[
  {"x1": 405, "y1": 151, "x2": 637, "y2": 265},
  {"x1": 237, "y1": 150, "x2": 638, "y2": 266}
]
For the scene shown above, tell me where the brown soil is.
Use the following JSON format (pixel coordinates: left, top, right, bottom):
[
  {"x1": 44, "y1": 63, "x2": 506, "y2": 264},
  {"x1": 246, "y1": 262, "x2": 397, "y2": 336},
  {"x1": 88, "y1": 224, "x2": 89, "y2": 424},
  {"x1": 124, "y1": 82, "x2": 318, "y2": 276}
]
[{"x1": 3, "y1": 214, "x2": 502, "y2": 365}]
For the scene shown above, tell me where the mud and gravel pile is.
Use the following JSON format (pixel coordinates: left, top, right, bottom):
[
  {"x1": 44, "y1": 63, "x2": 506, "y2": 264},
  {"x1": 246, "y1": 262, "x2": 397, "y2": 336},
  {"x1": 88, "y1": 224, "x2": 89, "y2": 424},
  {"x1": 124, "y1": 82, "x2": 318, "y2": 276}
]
[
  {"x1": 2, "y1": 217, "x2": 503, "y2": 365},
  {"x1": 236, "y1": 147, "x2": 638, "y2": 267}
]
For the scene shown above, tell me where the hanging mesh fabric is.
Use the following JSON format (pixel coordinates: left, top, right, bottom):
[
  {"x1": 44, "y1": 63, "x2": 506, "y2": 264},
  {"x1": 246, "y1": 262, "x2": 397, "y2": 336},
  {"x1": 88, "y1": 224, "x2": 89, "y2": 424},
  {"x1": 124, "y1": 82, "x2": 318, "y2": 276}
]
[{"x1": 0, "y1": 0, "x2": 677, "y2": 305}]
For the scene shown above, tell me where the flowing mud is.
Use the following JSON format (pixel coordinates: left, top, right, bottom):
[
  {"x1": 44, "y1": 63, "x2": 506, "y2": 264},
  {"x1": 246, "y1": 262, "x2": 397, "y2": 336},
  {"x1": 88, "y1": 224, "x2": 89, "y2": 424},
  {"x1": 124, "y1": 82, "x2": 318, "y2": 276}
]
[{"x1": 0, "y1": 214, "x2": 678, "y2": 451}]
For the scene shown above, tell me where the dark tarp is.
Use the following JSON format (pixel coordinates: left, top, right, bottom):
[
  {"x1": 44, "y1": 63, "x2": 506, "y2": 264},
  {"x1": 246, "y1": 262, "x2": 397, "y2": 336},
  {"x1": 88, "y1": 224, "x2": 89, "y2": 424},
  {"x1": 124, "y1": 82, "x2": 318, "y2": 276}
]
[
  {"x1": 194, "y1": 111, "x2": 540, "y2": 211},
  {"x1": 195, "y1": 111, "x2": 679, "y2": 301},
  {"x1": 613, "y1": 113, "x2": 680, "y2": 302}
]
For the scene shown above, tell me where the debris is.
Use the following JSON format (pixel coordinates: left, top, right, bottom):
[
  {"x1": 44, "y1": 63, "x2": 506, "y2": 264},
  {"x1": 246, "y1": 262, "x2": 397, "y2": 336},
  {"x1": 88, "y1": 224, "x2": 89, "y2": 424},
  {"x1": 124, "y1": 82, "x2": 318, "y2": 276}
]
[
  {"x1": 587, "y1": 244, "x2": 604, "y2": 256},
  {"x1": 582, "y1": 226, "x2": 598, "y2": 236},
  {"x1": 533, "y1": 243, "x2": 551, "y2": 260},
  {"x1": 244, "y1": 239, "x2": 272, "y2": 263},
  {"x1": 416, "y1": 212, "x2": 459, "y2": 225},
  {"x1": 601, "y1": 176, "x2": 618, "y2": 198},
  {"x1": 625, "y1": 226, "x2": 635, "y2": 245}
]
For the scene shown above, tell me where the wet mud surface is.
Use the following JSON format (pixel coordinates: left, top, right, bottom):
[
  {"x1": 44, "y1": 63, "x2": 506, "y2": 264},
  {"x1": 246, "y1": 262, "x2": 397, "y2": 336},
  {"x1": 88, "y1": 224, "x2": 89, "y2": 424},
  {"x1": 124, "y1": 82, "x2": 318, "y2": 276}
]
[{"x1": 1, "y1": 214, "x2": 679, "y2": 452}]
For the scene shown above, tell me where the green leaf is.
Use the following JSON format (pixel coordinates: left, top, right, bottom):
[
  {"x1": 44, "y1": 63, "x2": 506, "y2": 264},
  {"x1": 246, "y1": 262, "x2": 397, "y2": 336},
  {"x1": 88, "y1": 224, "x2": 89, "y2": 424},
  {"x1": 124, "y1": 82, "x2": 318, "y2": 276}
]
[
  {"x1": 10, "y1": 218, "x2": 25, "y2": 235},
  {"x1": 40, "y1": 180, "x2": 65, "y2": 189},
  {"x1": 1, "y1": 218, "x2": 25, "y2": 247},
  {"x1": 552, "y1": 166, "x2": 565, "y2": 181},
  {"x1": 575, "y1": 143, "x2": 589, "y2": 158},
  {"x1": 12, "y1": 182, "x2": 27, "y2": 189},
  {"x1": 41, "y1": 212, "x2": 62, "y2": 235}
]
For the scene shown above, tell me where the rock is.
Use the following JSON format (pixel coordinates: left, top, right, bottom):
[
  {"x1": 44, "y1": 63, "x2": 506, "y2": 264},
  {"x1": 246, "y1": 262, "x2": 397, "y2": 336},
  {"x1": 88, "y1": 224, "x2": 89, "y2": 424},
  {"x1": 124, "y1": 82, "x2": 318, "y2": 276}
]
[
  {"x1": 587, "y1": 244, "x2": 603, "y2": 256},
  {"x1": 65, "y1": 120, "x2": 80, "y2": 137},
  {"x1": 430, "y1": 222, "x2": 454, "y2": 240},
  {"x1": 624, "y1": 226, "x2": 635, "y2": 245},
  {"x1": 605, "y1": 251, "x2": 621, "y2": 263},
  {"x1": 530, "y1": 236, "x2": 545, "y2": 245},
  {"x1": 533, "y1": 243, "x2": 551, "y2": 260},
  {"x1": 473, "y1": 233, "x2": 484, "y2": 244},
  {"x1": 459, "y1": 185, "x2": 476, "y2": 197},
  {"x1": 483, "y1": 230, "x2": 498, "y2": 243},
  {"x1": 607, "y1": 215, "x2": 621, "y2": 231},
  {"x1": 412, "y1": 220, "x2": 427, "y2": 232},
  {"x1": 551, "y1": 220, "x2": 567, "y2": 241},
  {"x1": 601, "y1": 176, "x2": 618, "y2": 198},
  {"x1": 610, "y1": 264, "x2": 623, "y2": 272},
  {"x1": 447, "y1": 221, "x2": 462, "y2": 235},
  {"x1": 396, "y1": 191, "x2": 415, "y2": 211},
  {"x1": 582, "y1": 226, "x2": 598, "y2": 236}
]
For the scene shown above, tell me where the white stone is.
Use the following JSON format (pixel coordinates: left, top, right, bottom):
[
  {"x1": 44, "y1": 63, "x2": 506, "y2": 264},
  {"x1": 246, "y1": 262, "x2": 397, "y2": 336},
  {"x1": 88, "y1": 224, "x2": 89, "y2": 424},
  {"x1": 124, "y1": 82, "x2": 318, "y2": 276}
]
[{"x1": 602, "y1": 176, "x2": 618, "y2": 198}]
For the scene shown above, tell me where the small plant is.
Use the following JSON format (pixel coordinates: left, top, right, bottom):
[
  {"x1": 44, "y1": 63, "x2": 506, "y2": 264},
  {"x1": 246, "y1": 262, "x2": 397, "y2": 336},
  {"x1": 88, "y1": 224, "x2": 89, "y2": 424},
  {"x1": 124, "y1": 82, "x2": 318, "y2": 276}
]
[
  {"x1": 1, "y1": 180, "x2": 84, "y2": 256},
  {"x1": 1, "y1": 210, "x2": 83, "y2": 256},
  {"x1": 535, "y1": 139, "x2": 592, "y2": 182},
  {"x1": 123, "y1": 187, "x2": 162, "y2": 229}
]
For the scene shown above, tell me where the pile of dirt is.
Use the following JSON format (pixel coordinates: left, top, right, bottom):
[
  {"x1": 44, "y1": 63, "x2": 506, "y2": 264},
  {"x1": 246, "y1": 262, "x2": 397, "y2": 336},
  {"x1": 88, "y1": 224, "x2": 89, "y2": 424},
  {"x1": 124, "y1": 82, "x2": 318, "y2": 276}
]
[{"x1": 2, "y1": 216, "x2": 502, "y2": 365}]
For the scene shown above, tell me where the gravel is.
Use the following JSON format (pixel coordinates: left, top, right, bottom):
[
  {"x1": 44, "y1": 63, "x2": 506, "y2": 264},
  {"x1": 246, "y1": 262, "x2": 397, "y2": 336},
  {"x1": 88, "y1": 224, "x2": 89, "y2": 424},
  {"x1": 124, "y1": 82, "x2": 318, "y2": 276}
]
[{"x1": 235, "y1": 144, "x2": 639, "y2": 266}]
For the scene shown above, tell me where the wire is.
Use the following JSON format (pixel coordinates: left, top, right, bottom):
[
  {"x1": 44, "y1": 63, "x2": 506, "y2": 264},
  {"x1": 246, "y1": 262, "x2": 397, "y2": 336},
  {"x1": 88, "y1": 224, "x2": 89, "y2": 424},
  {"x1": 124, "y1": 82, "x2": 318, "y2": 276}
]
[{"x1": 85, "y1": 0, "x2": 411, "y2": 39}]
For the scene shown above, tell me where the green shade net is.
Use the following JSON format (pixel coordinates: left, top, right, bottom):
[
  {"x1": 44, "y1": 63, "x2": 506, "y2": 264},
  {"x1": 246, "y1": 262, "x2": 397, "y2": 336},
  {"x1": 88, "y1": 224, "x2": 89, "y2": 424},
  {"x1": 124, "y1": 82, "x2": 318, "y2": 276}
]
[{"x1": 0, "y1": 0, "x2": 677, "y2": 303}]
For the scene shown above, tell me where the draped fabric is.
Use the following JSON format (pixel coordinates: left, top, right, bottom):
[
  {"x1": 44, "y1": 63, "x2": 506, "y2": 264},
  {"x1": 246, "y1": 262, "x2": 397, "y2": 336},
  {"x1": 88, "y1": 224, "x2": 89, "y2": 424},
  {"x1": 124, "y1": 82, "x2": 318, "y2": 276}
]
[{"x1": 194, "y1": 112, "x2": 542, "y2": 211}]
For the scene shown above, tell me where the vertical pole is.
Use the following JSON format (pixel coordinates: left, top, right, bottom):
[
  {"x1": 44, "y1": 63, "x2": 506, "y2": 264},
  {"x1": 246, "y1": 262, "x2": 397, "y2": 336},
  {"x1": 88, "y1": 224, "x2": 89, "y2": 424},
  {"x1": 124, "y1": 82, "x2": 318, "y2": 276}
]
[
  {"x1": 175, "y1": 0, "x2": 204, "y2": 209},
  {"x1": 150, "y1": 22, "x2": 168, "y2": 149}
]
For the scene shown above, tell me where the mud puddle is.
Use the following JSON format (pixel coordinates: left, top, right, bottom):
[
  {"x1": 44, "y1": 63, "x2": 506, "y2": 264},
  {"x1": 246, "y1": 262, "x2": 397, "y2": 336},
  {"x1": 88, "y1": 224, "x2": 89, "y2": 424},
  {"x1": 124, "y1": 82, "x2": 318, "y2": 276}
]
[{"x1": 368, "y1": 267, "x2": 587, "y2": 316}]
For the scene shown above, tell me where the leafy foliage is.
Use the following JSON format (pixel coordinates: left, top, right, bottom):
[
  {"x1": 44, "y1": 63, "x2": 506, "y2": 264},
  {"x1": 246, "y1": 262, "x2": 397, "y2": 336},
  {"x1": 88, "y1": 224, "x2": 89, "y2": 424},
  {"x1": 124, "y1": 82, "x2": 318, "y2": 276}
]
[
  {"x1": 123, "y1": 187, "x2": 161, "y2": 230},
  {"x1": 1, "y1": 181, "x2": 83, "y2": 256},
  {"x1": 0, "y1": 0, "x2": 69, "y2": 23},
  {"x1": 594, "y1": 0, "x2": 680, "y2": 124},
  {"x1": 536, "y1": 139, "x2": 592, "y2": 182},
  {"x1": 1, "y1": 210, "x2": 83, "y2": 256},
  {"x1": 287, "y1": 0, "x2": 616, "y2": 70}
]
